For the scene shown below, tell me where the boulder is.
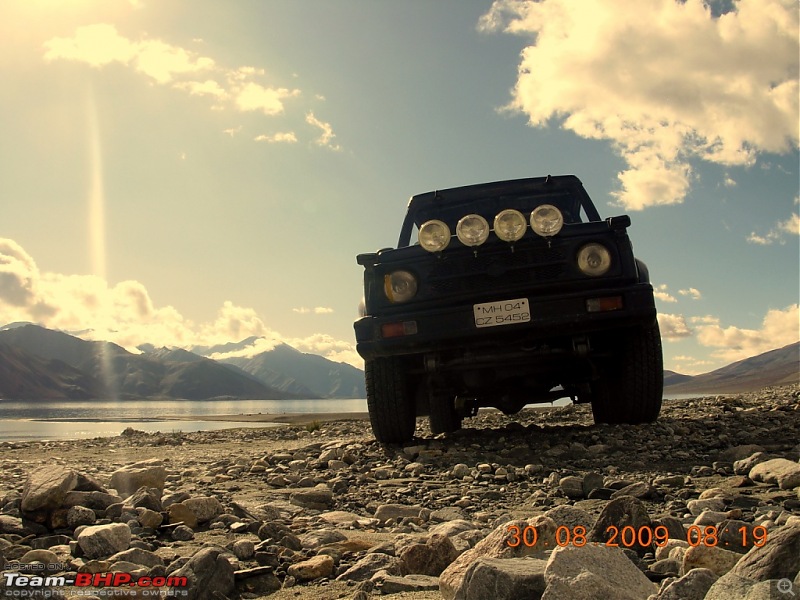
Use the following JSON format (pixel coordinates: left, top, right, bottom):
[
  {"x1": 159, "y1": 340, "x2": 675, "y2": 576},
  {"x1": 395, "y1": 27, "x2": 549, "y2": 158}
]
[
  {"x1": 21, "y1": 465, "x2": 78, "y2": 512},
  {"x1": 440, "y1": 516, "x2": 556, "y2": 600},
  {"x1": 77, "y1": 523, "x2": 132, "y2": 559},
  {"x1": 289, "y1": 484, "x2": 333, "y2": 510},
  {"x1": 588, "y1": 495, "x2": 653, "y2": 557},
  {"x1": 456, "y1": 557, "x2": 547, "y2": 600},
  {"x1": 681, "y1": 544, "x2": 741, "y2": 576},
  {"x1": 169, "y1": 547, "x2": 235, "y2": 600},
  {"x1": 287, "y1": 555, "x2": 335, "y2": 581},
  {"x1": 731, "y1": 524, "x2": 800, "y2": 581},
  {"x1": 182, "y1": 496, "x2": 223, "y2": 524},
  {"x1": 399, "y1": 533, "x2": 460, "y2": 576},
  {"x1": 336, "y1": 553, "x2": 402, "y2": 582},
  {"x1": 749, "y1": 458, "x2": 800, "y2": 490},
  {"x1": 653, "y1": 568, "x2": 718, "y2": 600},
  {"x1": 542, "y1": 544, "x2": 657, "y2": 600},
  {"x1": 109, "y1": 460, "x2": 166, "y2": 498}
]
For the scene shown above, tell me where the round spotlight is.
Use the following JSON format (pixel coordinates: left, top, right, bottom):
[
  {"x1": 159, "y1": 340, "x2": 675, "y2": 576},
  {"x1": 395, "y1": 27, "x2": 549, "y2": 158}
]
[
  {"x1": 494, "y1": 209, "x2": 527, "y2": 242},
  {"x1": 456, "y1": 214, "x2": 490, "y2": 247},
  {"x1": 530, "y1": 204, "x2": 564, "y2": 237},
  {"x1": 418, "y1": 220, "x2": 451, "y2": 252}
]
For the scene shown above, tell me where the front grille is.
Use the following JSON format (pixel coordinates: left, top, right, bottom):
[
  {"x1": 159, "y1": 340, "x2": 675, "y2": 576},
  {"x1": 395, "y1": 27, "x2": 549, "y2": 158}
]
[{"x1": 426, "y1": 245, "x2": 567, "y2": 296}]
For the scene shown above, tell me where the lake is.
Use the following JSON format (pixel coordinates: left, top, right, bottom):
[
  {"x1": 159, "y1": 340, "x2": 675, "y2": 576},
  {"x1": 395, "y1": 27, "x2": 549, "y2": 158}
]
[
  {"x1": 0, "y1": 398, "x2": 368, "y2": 442},
  {"x1": 0, "y1": 392, "x2": 717, "y2": 442}
]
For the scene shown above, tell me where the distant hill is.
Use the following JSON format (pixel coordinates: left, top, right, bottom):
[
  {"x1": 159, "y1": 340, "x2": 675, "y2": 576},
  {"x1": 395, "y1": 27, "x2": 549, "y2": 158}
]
[
  {"x1": 0, "y1": 344, "x2": 104, "y2": 400},
  {"x1": 0, "y1": 325, "x2": 297, "y2": 400},
  {"x1": 664, "y1": 342, "x2": 799, "y2": 394},
  {"x1": 207, "y1": 342, "x2": 366, "y2": 399}
]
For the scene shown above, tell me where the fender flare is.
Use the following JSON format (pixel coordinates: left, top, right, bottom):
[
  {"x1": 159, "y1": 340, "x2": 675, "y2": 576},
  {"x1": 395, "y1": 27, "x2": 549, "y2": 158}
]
[{"x1": 635, "y1": 259, "x2": 651, "y2": 284}]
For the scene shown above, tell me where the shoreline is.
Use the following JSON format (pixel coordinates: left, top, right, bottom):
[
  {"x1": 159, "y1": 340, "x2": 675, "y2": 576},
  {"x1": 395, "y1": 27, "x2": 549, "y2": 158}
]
[{"x1": 162, "y1": 411, "x2": 372, "y2": 425}]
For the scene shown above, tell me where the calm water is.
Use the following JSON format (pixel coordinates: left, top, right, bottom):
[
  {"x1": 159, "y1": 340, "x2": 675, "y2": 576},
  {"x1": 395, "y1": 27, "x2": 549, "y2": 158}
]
[
  {"x1": 0, "y1": 393, "x2": 715, "y2": 442},
  {"x1": 0, "y1": 398, "x2": 368, "y2": 442}
]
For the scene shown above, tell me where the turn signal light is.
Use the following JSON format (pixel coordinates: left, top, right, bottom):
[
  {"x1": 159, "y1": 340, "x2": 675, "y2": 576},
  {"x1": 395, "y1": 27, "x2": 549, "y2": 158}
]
[
  {"x1": 586, "y1": 296, "x2": 623, "y2": 313},
  {"x1": 381, "y1": 321, "x2": 418, "y2": 338}
]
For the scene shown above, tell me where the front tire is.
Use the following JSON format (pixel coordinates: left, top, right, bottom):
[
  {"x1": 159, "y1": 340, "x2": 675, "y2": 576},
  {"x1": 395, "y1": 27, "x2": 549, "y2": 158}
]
[
  {"x1": 591, "y1": 322, "x2": 663, "y2": 424},
  {"x1": 365, "y1": 357, "x2": 416, "y2": 443}
]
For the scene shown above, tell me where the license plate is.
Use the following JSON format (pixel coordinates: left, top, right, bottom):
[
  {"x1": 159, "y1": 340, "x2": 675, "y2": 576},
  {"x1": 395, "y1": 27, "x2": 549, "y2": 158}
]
[{"x1": 473, "y1": 298, "x2": 530, "y2": 328}]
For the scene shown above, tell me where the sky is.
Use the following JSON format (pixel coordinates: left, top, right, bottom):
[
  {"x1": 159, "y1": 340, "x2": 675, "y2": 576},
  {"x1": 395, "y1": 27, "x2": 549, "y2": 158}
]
[{"x1": 0, "y1": 0, "x2": 798, "y2": 375}]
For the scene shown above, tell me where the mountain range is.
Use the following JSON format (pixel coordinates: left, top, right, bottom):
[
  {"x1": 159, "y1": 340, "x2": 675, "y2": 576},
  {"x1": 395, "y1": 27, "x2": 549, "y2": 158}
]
[
  {"x1": 0, "y1": 324, "x2": 365, "y2": 401},
  {"x1": 0, "y1": 323, "x2": 796, "y2": 401},
  {"x1": 663, "y1": 341, "x2": 799, "y2": 394}
]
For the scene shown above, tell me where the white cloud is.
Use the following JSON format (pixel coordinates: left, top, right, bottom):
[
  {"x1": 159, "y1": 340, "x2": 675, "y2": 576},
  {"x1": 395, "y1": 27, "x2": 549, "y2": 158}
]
[
  {"x1": 255, "y1": 132, "x2": 298, "y2": 144},
  {"x1": 306, "y1": 111, "x2": 341, "y2": 150},
  {"x1": 0, "y1": 239, "x2": 361, "y2": 368},
  {"x1": 234, "y1": 82, "x2": 300, "y2": 116},
  {"x1": 679, "y1": 287, "x2": 702, "y2": 300},
  {"x1": 653, "y1": 284, "x2": 677, "y2": 303},
  {"x1": 174, "y1": 79, "x2": 227, "y2": 99},
  {"x1": 43, "y1": 24, "x2": 314, "y2": 139},
  {"x1": 43, "y1": 24, "x2": 214, "y2": 83},
  {"x1": 292, "y1": 306, "x2": 334, "y2": 314},
  {"x1": 480, "y1": 0, "x2": 799, "y2": 210},
  {"x1": 694, "y1": 304, "x2": 799, "y2": 362},
  {"x1": 747, "y1": 211, "x2": 800, "y2": 244},
  {"x1": 0, "y1": 238, "x2": 39, "y2": 307},
  {"x1": 670, "y1": 355, "x2": 714, "y2": 376},
  {"x1": 658, "y1": 313, "x2": 693, "y2": 339}
]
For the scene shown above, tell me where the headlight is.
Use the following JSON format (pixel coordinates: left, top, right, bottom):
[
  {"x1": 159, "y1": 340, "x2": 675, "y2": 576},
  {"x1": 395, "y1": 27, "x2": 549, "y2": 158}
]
[
  {"x1": 494, "y1": 209, "x2": 527, "y2": 242},
  {"x1": 418, "y1": 220, "x2": 451, "y2": 252},
  {"x1": 577, "y1": 243, "x2": 612, "y2": 276},
  {"x1": 456, "y1": 214, "x2": 490, "y2": 247},
  {"x1": 384, "y1": 270, "x2": 418, "y2": 303},
  {"x1": 530, "y1": 204, "x2": 564, "y2": 237}
]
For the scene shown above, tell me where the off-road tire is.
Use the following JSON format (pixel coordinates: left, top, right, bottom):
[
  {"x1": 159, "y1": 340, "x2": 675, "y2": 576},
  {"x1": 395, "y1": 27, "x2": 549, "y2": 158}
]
[
  {"x1": 428, "y1": 389, "x2": 462, "y2": 435},
  {"x1": 365, "y1": 357, "x2": 416, "y2": 443},
  {"x1": 591, "y1": 321, "x2": 663, "y2": 424}
]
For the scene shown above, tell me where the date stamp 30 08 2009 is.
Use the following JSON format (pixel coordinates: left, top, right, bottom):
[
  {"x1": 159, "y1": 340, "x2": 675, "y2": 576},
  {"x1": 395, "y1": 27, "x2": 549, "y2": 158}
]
[{"x1": 506, "y1": 523, "x2": 770, "y2": 550}]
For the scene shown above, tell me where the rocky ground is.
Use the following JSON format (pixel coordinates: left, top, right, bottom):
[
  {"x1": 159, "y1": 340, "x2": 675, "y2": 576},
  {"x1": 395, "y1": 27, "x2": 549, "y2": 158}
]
[{"x1": 1, "y1": 384, "x2": 799, "y2": 600}]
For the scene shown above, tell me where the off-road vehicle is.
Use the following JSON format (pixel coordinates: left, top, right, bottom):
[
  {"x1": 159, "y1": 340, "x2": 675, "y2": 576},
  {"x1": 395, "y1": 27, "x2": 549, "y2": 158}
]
[{"x1": 354, "y1": 175, "x2": 662, "y2": 443}]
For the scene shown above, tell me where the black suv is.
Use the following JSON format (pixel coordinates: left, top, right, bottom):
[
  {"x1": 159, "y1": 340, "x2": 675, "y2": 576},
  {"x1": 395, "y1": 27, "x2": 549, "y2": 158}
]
[{"x1": 354, "y1": 175, "x2": 662, "y2": 443}]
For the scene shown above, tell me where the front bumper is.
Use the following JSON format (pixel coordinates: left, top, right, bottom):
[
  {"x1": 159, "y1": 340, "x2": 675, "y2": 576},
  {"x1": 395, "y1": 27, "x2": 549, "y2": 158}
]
[{"x1": 354, "y1": 283, "x2": 656, "y2": 360}]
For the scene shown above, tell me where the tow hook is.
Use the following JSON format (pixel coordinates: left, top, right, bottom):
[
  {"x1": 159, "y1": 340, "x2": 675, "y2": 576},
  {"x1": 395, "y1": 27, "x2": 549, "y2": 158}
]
[{"x1": 572, "y1": 336, "x2": 590, "y2": 357}]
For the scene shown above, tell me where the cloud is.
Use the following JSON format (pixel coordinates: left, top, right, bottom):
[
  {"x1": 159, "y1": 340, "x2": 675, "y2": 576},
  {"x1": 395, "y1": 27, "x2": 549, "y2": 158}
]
[
  {"x1": 255, "y1": 132, "x2": 298, "y2": 144},
  {"x1": 0, "y1": 238, "x2": 39, "y2": 307},
  {"x1": 0, "y1": 239, "x2": 361, "y2": 367},
  {"x1": 43, "y1": 24, "x2": 314, "y2": 138},
  {"x1": 234, "y1": 82, "x2": 300, "y2": 116},
  {"x1": 658, "y1": 313, "x2": 693, "y2": 339},
  {"x1": 653, "y1": 284, "x2": 677, "y2": 303},
  {"x1": 747, "y1": 211, "x2": 800, "y2": 244},
  {"x1": 43, "y1": 24, "x2": 214, "y2": 83},
  {"x1": 679, "y1": 287, "x2": 702, "y2": 300},
  {"x1": 694, "y1": 304, "x2": 799, "y2": 362},
  {"x1": 480, "y1": 0, "x2": 799, "y2": 210},
  {"x1": 174, "y1": 79, "x2": 227, "y2": 99},
  {"x1": 669, "y1": 355, "x2": 715, "y2": 376},
  {"x1": 292, "y1": 306, "x2": 334, "y2": 314},
  {"x1": 306, "y1": 112, "x2": 341, "y2": 150}
]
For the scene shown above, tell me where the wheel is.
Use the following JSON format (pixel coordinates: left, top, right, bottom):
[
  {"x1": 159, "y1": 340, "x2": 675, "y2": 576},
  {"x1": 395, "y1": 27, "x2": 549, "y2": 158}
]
[
  {"x1": 428, "y1": 387, "x2": 462, "y2": 435},
  {"x1": 365, "y1": 357, "x2": 416, "y2": 443},
  {"x1": 591, "y1": 322, "x2": 663, "y2": 424}
]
